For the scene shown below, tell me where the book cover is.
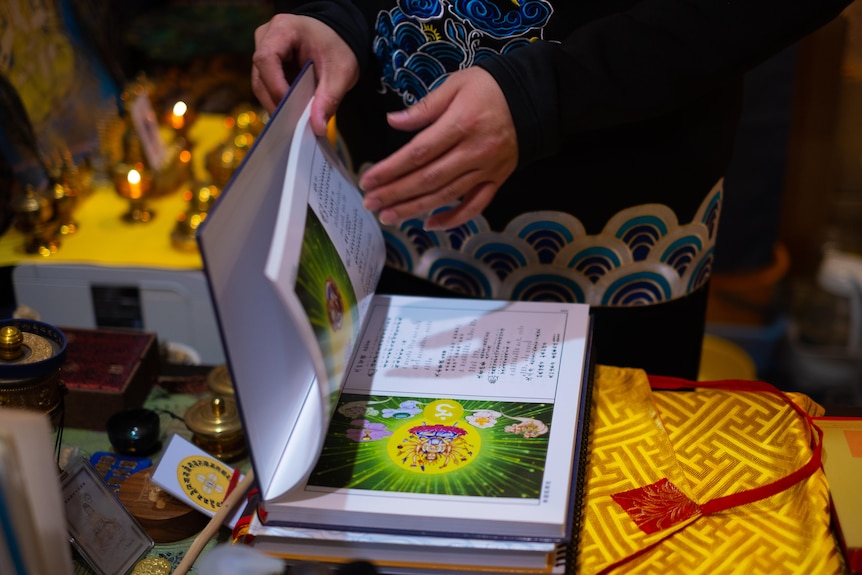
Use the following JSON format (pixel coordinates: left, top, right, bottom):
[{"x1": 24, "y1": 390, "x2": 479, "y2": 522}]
[
  {"x1": 816, "y1": 417, "x2": 862, "y2": 573},
  {"x1": 197, "y1": 63, "x2": 592, "y2": 546},
  {"x1": 247, "y1": 513, "x2": 561, "y2": 571},
  {"x1": 0, "y1": 408, "x2": 75, "y2": 575}
]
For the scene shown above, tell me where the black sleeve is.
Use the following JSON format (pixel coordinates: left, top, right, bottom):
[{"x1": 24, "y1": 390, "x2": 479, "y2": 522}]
[
  {"x1": 272, "y1": 0, "x2": 371, "y2": 71},
  {"x1": 476, "y1": 0, "x2": 853, "y2": 167}
]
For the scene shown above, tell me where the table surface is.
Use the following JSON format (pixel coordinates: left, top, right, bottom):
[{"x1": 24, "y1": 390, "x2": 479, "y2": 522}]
[{"x1": 61, "y1": 364, "x2": 246, "y2": 575}]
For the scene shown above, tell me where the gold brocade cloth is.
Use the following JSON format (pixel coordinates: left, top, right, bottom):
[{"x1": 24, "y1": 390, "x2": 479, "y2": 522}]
[{"x1": 576, "y1": 365, "x2": 845, "y2": 575}]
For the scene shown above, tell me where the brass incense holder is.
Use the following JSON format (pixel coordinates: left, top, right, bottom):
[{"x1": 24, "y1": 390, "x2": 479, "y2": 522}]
[
  {"x1": 204, "y1": 105, "x2": 264, "y2": 189},
  {"x1": 0, "y1": 319, "x2": 67, "y2": 421},
  {"x1": 52, "y1": 177, "x2": 79, "y2": 236},
  {"x1": 171, "y1": 182, "x2": 218, "y2": 252},
  {"x1": 48, "y1": 147, "x2": 90, "y2": 236},
  {"x1": 11, "y1": 186, "x2": 60, "y2": 256},
  {"x1": 184, "y1": 395, "x2": 245, "y2": 462},
  {"x1": 206, "y1": 363, "x2": 234, "y2": 398}
]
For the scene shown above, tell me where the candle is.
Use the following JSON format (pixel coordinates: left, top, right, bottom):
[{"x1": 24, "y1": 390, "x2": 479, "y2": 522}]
[
  {"x1": 171, "y1": 101, "x2": 187, "y2": 131},
  {"x1": 127, "y1": 168, "x2": 142, "y2": 199}
]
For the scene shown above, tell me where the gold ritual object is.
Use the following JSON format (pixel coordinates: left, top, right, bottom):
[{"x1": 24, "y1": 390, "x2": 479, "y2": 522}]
[
  {"x1": 184, "y1": 395, "x2": 245, "y2": 462},
  {"x1": 0, "y1": 320, "x2": 67, "y2": 421}
]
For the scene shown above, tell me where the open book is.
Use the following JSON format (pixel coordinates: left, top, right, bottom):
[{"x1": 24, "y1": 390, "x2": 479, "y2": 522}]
[{"x1": 197, "y1": 63, "x2": 592, "y2": 543}]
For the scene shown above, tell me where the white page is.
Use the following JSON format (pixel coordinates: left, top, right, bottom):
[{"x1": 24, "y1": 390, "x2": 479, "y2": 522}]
[
  {"x1": 344, "y1": 296, "x2": 577, "y2": 400},
  {"x1": 197, "y1": 64, "x2": 327, "y2": 499},
  {"x1": 265, "y1": 100, "x2": 384, "y2": 406},
  {"x1": 261, "y1": 92, "x2": 386, "y2": 500}
]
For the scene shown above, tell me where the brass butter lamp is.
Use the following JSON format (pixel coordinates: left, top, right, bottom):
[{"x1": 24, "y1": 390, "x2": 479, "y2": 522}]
[{"x1": 113, "y1": 163, "x2": 155, "y2": 223}]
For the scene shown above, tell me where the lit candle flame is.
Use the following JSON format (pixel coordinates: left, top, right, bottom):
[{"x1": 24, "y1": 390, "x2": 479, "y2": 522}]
[
  {"x1": 171, "y1": 101, "x2": 188, "y2": 130},
  {"x1": 127, "y1": 168, "x2": 143, "y2": 199}
]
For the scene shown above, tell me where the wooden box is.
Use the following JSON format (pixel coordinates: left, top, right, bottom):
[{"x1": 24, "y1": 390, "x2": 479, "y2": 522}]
[{"x1": 60, "y1": 327, "x2": 161, "y2": 430}]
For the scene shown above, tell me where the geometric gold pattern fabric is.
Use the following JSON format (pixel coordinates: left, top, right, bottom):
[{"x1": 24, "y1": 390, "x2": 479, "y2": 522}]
[{"x1": 576, "y1": 365, "x2": 845, "y2": 574}]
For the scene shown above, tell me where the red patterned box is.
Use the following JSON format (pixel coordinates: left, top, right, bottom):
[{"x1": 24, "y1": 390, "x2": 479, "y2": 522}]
[{"x1": 60, "y1": 327, "x2": 161, "y2": 430}]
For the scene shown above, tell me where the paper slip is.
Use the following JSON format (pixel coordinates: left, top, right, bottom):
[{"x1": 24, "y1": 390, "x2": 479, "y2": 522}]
[{"x1": 152, "y1": 434, "x2": 248, "y2": 529}]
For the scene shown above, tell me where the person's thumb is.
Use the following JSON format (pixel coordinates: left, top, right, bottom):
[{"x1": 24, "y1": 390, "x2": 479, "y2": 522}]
[
  {"x1": 309, "y1": 88, "x2": 340, "y2": 137},
  {"x1": 309, "y1": 61, "x2": 357, "y2": 137}
]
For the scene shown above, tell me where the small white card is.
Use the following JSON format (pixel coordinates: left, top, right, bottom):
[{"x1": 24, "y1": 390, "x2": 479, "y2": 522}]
[{"x1": 151, "y1": 434, "x2": 247, "y2": 528}]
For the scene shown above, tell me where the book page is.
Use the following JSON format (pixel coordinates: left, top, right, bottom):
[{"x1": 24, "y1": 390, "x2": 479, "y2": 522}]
[
  {"x1": 198, "y1": 64, "x2": 333, "y2": 500},
  {"x1": 344, "y1": 297, "x2": 574, "y2": 400},
  {"x1": 265, "y1": 98, "x2": 385, "y2": 408}
]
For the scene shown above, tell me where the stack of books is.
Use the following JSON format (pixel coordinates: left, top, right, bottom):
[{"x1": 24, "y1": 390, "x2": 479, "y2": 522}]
[{"x1": 198, "y1": 63, "x2": 593, "y2": 575}]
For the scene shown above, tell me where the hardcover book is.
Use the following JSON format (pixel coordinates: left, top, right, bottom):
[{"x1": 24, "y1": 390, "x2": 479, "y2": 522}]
[
  {"x1": 816, "y1": 417, "x2": 862, "y2": 573},
  {"x1": 197, "y1": 63, "x2": 592, "y2": 570},
  {"x1": 0, "y1": 409, "x2": 75, "y2": 575}
]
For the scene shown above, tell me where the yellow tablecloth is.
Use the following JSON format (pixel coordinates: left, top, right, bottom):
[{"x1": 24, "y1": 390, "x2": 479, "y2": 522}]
[{"x1": 0, "y1": 115, "x2": 232, "y2": 270}]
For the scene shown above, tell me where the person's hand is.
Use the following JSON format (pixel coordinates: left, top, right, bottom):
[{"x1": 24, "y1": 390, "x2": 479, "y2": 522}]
[
  {"x1": 359, "y1": 67, "x2": 518, "y2": 230},
  {"x1": 252, "y1": 14, "x2": 359, "y2": 136}
]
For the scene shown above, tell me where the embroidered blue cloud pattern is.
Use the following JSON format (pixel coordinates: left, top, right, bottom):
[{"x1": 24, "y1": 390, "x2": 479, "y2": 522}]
[{"x1": 374, "y1": 0, "x2": 554, "y2": 105}]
